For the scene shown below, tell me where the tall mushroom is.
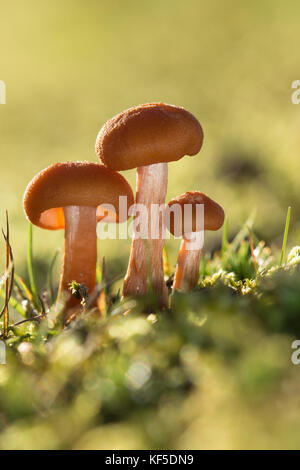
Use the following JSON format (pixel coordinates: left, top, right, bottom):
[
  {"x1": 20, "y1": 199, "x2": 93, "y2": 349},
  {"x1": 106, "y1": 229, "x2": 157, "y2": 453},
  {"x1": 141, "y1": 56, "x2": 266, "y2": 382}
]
[
  {"x1": 167, "y1": 192, "x2": 224, "y2": 292},
  {"x1": 23, "y1": 162, "x2": 134, "y2": 315},
  {"x1": 95, "y1": 102, "x2": 203, "y2": 308}
]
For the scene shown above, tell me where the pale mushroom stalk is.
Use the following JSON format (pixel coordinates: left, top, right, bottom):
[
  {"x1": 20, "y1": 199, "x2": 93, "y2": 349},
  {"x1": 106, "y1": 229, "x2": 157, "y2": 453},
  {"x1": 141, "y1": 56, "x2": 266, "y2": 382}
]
[
  {"x1": 123, "y1": 162, "x2": 169, "y2": 308},
  {"x1": 59, "y1": 205, "x2": 97, "y2": 309},
  {"x1": 172, "y1": 232, "x2": 203, "y2": 292}
]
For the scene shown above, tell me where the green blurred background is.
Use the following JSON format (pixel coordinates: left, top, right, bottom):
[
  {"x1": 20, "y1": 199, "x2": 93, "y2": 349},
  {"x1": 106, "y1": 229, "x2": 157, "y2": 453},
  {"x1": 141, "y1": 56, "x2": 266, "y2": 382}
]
[
  {"x1": 2, "y1": 0, "x2": 300, "y2": 451},
  {"x1": 0, "y1": 0, "x2": 300, "y2": 286}
]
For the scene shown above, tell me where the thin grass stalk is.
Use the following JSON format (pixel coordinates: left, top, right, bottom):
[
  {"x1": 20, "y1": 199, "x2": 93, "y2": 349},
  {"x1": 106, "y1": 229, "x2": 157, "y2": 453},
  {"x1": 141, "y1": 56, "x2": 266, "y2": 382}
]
[
  {"x1": 280, "y1": 206, "x2": 291, "y2": 267},
  {"x1": 248, "y1": 226, "x2": 257, "y2": 272},
  {"x1": 0, "y1": 289, "x2": 26, "y2": 317},
  {"x1": 221, "y1": 216, "x2": 229, "y2": 256},
  {"x1": 47, "y1": 249, "x2": 60, "y2": 305},
  {"x1": 0, "y1": 212, "x2": 14, "y2": 337},
  {"x1": 27, "y1": 224, "x2": 40, "y2": 309},
  {"x1": 14, "y1": 274, "x2": 34, "y2": 303}
]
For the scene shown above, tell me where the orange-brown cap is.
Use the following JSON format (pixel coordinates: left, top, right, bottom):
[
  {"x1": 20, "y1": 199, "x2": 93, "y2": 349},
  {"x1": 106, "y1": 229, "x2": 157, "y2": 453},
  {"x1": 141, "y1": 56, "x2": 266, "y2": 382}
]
[
  {"x1": 167, "y1": 191, "x2": 225, "y2": 236},
  {"x1": 96, "y1": 102, "x2": 204, "y2": 171},
  {"x1": 23, "y1": 161, "x2": 134, "y2": 230}
]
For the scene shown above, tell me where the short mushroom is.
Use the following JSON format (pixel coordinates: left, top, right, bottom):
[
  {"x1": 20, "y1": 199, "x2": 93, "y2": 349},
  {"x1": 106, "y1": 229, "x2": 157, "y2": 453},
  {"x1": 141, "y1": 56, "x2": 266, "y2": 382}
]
[
  {"x1": 23, "y1": 161, "x2": 134, "y2": 315},
  {"x1": 95, "y1": 102, "x2": 203, "y2": 308},
  {"x1": 167, "y1": 191, "x2": 224, "y2": 292}
]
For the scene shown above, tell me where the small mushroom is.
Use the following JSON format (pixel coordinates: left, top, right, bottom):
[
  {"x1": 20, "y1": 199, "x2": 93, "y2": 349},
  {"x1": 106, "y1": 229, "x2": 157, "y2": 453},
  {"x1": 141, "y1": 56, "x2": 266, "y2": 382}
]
[
  {"x1": 167, "y1": 192, "x2": 224, "y2": 292},
  {"x1": 23, "y1": 162, "x2": 133, "y2": 315},
  {"x1": 96, "y1": 103, "x2": 203, "y2": 308}
]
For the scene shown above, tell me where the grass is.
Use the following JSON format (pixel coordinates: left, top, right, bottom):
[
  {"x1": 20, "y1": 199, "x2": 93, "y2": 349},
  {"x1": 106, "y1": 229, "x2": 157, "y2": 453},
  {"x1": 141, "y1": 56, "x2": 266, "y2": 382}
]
[
  {"x1": 280, "y1": 206, "x2": 291, "y2": 266},
  {"x1": 1, "y1": 210, "x2": 300, "y2": 449},
  {"x1": 47, "y1": 249, "x2": 60, "y2": 305},
  {"x1": 221, "y1": 216, "x2": 229, "y2": 256},
  {"x1": 27, "y1": 224, "x2": 40, "y2": 310}
]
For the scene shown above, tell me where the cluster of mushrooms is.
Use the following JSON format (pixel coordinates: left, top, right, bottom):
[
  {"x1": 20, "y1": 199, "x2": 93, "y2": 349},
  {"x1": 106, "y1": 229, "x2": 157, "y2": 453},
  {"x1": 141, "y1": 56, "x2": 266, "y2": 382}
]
[{"x1": 23, "y1": 103, "x2": 224, "y2": 319}]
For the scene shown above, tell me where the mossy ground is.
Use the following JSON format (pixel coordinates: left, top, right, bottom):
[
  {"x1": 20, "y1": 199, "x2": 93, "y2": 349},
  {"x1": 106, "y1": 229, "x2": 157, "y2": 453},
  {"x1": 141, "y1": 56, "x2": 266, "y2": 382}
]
[{"x1": 1, "y1": 219, "x2": 300, "y2": 450}]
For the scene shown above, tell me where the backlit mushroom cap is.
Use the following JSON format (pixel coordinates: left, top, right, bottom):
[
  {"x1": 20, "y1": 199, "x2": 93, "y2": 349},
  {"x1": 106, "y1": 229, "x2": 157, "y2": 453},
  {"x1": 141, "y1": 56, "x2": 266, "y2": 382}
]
[
  {"x1": 96, "y1": 102, "x2": 204, "y2": 170},
  {"x1": 23, "y1": 161, "x2": 134, "y2": 230},
  {"x1": 167, "y1": 191, "x2": 225, "y2": 236}
]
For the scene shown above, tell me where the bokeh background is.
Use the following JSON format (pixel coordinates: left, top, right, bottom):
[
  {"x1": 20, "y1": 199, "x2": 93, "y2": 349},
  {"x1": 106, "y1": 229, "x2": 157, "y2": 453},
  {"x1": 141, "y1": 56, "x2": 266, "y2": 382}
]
[
  {"x1": 1, "y1": 0, "x2": 300, "y2": 286},
  {"x1": 1, "y1": 0, "x2": 300, "y2": 451}
]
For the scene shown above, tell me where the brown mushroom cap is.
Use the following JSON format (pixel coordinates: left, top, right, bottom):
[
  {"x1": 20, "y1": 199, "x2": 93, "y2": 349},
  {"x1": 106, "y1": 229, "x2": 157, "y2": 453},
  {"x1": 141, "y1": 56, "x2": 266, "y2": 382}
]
[
  {"x1": 23, "y1": 162, "x2": 134, "y2": 230},
  {"x1": 96, "y1": 102, "x2": 204, "y2": 171},
  {"x1": 167, "y1": 191, "x2": 225, "y2": 236}
]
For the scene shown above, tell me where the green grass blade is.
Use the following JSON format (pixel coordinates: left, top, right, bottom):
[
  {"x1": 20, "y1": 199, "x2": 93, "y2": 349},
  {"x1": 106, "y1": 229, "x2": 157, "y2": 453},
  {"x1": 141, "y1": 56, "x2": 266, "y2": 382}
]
[
  {"x1": 14, "y1": 274, "x2": 34, "y2": 302},
  {"x1": 96, "y1": 260, "x2": 102, "y2": 284},
  {"x1": 27, "y1": 224, "x2": 40, "y2": 309},
  {"x1": 47, "y1": 249, "x2": 60, "y2": 305},
  {"x1": 0, "y1": 288, "x2": 26, "y2": 317},
  {"x1": 280, "y1": 206, "x2": 291, "y2": 267},
  {"x1": 221, "y1": 216, "x2": 229, "y2": 256},
  {"x1": 231, "y1": 210, "x2": 256, "y2": 251}
]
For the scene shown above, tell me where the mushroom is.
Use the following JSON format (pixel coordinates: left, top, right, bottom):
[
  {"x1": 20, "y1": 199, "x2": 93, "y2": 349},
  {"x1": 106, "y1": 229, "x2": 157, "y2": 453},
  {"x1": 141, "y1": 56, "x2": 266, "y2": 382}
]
[
  {"x1": 167, "y1": 192, "x2": 224, "y2": 292},
  {"x1": 95, "y1": 103, "x2": 203, "y2": 308},
  {"x1": 23, "y1": 162, "x2": 134, "y2": 315}
]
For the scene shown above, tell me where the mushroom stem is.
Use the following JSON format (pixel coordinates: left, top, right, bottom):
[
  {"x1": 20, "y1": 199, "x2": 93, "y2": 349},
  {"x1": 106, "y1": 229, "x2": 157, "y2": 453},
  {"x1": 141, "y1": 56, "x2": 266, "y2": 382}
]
[
  {"x1": 172, "y1": 233, "x2": 203, "y2": 292},
  {"x1": 58, "y1": 205, "x2": 97, "y2": 311},
  {"x1": 123, "y1": 163, "x2": 169, "y2": 308}
]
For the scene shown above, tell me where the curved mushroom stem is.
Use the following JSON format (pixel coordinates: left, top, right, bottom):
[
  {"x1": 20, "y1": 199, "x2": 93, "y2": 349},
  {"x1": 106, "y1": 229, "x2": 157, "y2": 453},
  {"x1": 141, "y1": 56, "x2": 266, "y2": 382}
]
[
  {"x1": 58, "y1": 205, "x2": 97, "y2": 315},
  {"x1": 172, "y1": 232, "x2": 203, "y2": 292},
  {"x1": 123, "y1": 163, "x2": 169, "y2": 309}
]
